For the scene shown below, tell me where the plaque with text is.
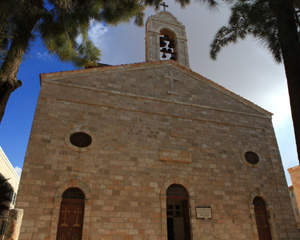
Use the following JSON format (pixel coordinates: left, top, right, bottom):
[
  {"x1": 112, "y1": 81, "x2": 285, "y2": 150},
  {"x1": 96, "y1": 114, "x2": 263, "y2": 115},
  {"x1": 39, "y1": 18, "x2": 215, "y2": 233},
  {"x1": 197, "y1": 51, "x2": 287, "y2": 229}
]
[{"x1": 196, "y1": 207, "x2": 212, "y2": 219}]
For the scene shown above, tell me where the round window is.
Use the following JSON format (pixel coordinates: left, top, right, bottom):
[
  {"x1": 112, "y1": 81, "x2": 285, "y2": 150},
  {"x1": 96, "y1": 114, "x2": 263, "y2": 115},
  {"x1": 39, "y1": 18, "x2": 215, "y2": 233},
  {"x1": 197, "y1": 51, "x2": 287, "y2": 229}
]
[
  {"x1": 69, "y1": 132, "x2": 92, "y2": 148},
  {"x1": 244, "y1": 151, "x2": 259, "y2": 164}
]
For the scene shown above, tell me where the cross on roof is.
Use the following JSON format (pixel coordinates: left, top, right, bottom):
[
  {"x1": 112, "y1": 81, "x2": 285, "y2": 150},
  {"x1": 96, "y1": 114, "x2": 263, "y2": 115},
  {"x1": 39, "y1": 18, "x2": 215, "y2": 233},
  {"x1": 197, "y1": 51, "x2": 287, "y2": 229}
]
[{"x1": 160, "y1": 2, "x2": 169, "y2": 11}]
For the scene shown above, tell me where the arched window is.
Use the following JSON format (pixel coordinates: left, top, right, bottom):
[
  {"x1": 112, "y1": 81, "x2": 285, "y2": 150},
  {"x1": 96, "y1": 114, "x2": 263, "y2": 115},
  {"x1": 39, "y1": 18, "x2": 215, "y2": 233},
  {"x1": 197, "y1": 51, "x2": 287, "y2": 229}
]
[
  {"x1": 160, "y1": 29, "x2": 177, "y2": 61},
  {"x1": 166, "y1": 184, "x2": 191, "y2": 240},
  {"x1": 56, "y1": 188, "x2": 85, "y2": 240},
  {"x1": 253, "y1": 197, "x2": 272, "y2": 240}
]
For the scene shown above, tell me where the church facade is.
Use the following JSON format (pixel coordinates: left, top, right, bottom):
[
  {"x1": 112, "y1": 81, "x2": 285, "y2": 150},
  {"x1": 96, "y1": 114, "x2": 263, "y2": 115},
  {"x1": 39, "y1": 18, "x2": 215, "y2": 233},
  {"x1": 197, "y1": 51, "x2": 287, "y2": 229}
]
[{"x1": 17, "y1": 11, "x2": 299, "y2": 240}]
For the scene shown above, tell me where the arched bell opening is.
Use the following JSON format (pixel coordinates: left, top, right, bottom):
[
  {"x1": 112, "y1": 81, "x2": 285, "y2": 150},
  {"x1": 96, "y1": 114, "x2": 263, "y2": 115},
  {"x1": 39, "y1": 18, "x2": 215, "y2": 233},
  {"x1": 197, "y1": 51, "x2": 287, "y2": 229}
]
[
  {"x1": 159, "y1": 28, "x2": 177, "y2": 61},
  {"x1": 253, "y1": 197, "x2": 272, "y2": 240},
  {"x1": 166, "y1": 184, "x2": 191, "y2": 240},
  {"x1": 56, "y1": 187, "x2": 85, "y2": 240}
]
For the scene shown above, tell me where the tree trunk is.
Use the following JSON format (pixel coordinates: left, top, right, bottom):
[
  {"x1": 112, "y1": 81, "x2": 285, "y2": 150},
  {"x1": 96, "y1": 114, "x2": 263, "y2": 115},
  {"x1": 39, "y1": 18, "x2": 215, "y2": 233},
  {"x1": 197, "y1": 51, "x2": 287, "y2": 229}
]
[
  {"x1": 0, "y1": 15, "x2": 39, "y2": 123},
  {"x1": 0, "y1": 39, "x2": 28, "y2": 123},
  {"x1": 273, "y1": 0, "x2": 300, "y2": 163},
  {"x1": 0, "y1": 80, "x2": 22, "y2": 123}
]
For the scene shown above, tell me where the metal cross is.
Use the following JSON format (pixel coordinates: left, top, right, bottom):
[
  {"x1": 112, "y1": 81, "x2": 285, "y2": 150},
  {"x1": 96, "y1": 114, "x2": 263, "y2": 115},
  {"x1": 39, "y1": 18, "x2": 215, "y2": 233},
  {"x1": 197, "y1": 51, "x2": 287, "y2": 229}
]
[{"x1": 160, "y1": 2, "x2": 169, "y2": 11}]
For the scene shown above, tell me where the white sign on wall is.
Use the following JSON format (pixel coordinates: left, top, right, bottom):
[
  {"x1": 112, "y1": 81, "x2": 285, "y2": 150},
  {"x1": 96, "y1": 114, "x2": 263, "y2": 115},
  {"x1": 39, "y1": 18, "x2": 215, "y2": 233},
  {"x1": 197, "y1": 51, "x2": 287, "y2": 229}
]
[{"x1": 196, "y1": 207, "x2": 212, "y2": 219}]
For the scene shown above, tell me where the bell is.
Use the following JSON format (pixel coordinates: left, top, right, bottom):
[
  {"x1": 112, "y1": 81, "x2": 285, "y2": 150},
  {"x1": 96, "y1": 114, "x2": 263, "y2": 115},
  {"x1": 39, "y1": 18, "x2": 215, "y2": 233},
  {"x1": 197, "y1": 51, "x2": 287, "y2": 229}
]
[
  {"x1": 160, "y1": 48, "x2": 167, "y2": 53},
  {"x1": 162, "y1": 53, "x2": 167, "y2": 59},
  {"x1": 167, "y1": 49, "x2": 172, "y2": 54},
  {"x1": 160, "y1": 37, "x2": 166, "y2": 47},
  {"x1": 164, "y1": 35, "x2": 170, "y2": 41},
  {"x1": 168, "y1": 39, "x2": 175, "y2": 48},
  {"x1": 170, "y1": 53, "x2": 176, "y2": 60}
]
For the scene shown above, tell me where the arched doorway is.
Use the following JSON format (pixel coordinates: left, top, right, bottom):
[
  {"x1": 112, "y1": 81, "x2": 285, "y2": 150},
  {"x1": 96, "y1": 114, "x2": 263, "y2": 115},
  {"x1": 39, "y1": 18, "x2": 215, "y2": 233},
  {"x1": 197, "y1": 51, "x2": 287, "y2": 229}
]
[
  {"x1": 253, "y1": 197, "x2": 272, "y2": 240},
  {"x1": 56, "y1": 188, "x2": 85, "y2": 240},
  {"x1": 166, "y1": 184, "x2": 191, "y2": 240}
]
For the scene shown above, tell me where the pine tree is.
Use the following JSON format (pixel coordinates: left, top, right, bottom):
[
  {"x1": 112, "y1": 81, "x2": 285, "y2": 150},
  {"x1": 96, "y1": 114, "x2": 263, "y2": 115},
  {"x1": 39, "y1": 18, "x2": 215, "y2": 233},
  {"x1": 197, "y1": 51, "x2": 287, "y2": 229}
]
[{"x1": 210, "y1": 0, "x2": 300, "y2": 163}]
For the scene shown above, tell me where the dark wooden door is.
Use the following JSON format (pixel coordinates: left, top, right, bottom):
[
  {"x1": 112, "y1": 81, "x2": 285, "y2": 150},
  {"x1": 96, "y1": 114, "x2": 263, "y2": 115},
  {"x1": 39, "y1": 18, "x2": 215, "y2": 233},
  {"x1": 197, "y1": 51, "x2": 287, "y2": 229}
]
[
  {"x1": 56, "y1": 199, "x2": 84, "y2": 240},
  {"x1": 254, "y1": 205, "x2": 272, "y2": 240}
]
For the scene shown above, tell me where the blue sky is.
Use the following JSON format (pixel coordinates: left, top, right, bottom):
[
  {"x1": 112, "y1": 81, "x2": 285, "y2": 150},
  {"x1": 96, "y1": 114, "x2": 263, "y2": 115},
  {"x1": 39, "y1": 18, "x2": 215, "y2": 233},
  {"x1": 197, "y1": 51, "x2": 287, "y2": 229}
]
[
  {"x1": 0, "y1": 1, "x2": 298, "y2": 185},
  {"x1": 0, "y1": 38, "x2": 77, "y2": 175}
]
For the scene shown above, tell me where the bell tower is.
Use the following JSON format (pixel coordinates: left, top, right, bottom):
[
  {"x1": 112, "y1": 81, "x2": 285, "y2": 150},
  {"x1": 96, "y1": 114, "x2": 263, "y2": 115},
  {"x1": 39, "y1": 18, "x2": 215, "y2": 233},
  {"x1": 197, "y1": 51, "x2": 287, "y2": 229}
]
[{"x1": 145, "y1": 9, "x2": 190, "y2": 68}]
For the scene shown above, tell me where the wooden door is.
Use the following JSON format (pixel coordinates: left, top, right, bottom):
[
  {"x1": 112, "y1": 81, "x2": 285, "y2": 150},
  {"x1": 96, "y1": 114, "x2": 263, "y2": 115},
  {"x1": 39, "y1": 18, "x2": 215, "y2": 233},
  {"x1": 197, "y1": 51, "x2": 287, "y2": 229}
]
[
  {"x1": 253, "y1": 196, "x2": 272, "y2": 240},
  {"x1": 56, "y1": 199, "x2": 84, "y2": 240},
  {"x1": 254, "y1": 205, "x2": 272, "y2": 240}
]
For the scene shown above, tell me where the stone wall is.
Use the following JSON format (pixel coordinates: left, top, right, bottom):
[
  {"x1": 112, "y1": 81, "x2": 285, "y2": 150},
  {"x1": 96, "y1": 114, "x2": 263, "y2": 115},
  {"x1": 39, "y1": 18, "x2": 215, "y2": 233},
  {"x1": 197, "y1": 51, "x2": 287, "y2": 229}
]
[
  {"x1": 288, "y1": 185, "x2": 300, "y2": 229},
  {"x1": 17, "y1": 61, "x2": 299, "y2": 239}
]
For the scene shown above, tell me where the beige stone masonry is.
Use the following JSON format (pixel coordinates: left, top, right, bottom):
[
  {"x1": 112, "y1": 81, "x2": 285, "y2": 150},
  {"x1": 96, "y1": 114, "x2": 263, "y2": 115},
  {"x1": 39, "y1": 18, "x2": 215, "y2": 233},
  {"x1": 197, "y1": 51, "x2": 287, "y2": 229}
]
[
  {"x1": 158, "y1": 148, "x2": 192, "y2": 163},
  {"x1": 289, "y1": 165, "x2": 300, "y2": 225},
  {"x1": 17, "y1": 60, "x2": 299, "y2": 239}
]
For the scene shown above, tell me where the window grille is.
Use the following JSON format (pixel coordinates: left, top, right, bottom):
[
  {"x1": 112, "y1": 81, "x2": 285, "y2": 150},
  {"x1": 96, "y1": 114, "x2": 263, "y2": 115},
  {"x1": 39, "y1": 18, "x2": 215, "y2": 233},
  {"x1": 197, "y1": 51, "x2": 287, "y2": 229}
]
[
  {"x1": 62, "y1": 188, "x2": 85, "y2": 199},
  {"x1": 167, "y1": 184, "x2": 188, "y2": 196}
]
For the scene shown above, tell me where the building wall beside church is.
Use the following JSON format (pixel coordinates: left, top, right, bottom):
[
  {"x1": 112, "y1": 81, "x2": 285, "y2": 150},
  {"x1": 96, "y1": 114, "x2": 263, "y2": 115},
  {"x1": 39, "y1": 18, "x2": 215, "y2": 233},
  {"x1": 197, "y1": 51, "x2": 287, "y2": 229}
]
[{"x1": 16, "y1": 62, "x2": 299, "y2": 239}]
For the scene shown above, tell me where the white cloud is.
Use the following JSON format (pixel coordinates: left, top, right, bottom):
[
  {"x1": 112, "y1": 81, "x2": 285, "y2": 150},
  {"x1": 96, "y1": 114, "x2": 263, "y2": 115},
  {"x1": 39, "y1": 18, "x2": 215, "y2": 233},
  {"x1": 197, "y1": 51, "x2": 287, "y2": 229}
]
[
  {"x1": 88, "y1": 20, "x2": 108, "y2": 47},
  {"x1": 14, "y1": 166, "x2": 22, "y2": 177},
  {"x1": 75, "y1": 20, "x2": 108, "y2": 59},
  {"x1": 77, "y1": 21, "x2": 108, "y2": 47},
  {"x1": 36, "y1": 51, "x2": 53, "y2": 61}
]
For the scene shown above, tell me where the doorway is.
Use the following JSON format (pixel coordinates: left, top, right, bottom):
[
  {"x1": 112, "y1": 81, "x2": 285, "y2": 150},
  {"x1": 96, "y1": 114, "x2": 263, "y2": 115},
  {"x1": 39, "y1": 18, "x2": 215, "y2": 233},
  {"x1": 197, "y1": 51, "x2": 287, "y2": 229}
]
[
  {"x1": 166, "y1": 184, "x2": 191, "y2": 240},
  {"x1": 56, "y1": 188, "x2": 85, "y2": 240},
  {"x1": 253, "y1": 197, "x2": 272, "y2": 240}
]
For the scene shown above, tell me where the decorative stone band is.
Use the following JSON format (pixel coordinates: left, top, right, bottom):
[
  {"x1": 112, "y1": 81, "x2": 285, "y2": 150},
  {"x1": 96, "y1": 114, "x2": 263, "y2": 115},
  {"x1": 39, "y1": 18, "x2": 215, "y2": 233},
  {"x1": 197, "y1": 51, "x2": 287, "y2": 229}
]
[{"x1": 159, "y1": 148, "x2": 191, "y2": 163}]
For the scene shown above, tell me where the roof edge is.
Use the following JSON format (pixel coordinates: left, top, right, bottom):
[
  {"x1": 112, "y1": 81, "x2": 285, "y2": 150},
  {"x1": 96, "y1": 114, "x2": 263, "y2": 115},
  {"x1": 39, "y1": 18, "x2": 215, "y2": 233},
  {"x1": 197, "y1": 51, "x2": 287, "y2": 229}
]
[{"x1": 39, "y1": 60, "x2": 272, "y2": 117}]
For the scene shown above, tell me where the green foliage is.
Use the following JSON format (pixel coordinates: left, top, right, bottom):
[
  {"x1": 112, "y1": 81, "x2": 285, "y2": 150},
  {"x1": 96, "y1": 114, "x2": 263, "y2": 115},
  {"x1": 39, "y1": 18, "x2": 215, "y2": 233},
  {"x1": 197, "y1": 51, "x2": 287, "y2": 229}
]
[
  {"x1": 38, "y1": 0, "x2": 149, "y2": 66},
  {"x1": 210, "y1": 0, "x2": 299, "y2": 62},
  {"x1": 0, "y1": 0, "x2": 19, "y2": 64},
  {"x1": 0, "y1": 0, "x2": 160, "y2": 68},
  {"x1": 0, "y1": 175, "x2": 13, "y2": 215}
]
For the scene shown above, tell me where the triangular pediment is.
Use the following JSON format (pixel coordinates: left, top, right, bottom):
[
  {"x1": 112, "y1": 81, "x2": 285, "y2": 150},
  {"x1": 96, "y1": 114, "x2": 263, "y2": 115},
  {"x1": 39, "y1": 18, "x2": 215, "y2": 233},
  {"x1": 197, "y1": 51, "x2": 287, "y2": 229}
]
[{"x1": 40, "y1": 61, "x2": 271, "y2": 118}]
